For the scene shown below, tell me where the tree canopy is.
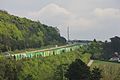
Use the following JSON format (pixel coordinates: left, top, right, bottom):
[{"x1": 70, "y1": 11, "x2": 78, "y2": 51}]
[
  {"x1": 0, "y1": 10, "x2": 66, "y2": 52},
  {"x1": 65, "y1": 59, "x2": 91, "y2": 80}
]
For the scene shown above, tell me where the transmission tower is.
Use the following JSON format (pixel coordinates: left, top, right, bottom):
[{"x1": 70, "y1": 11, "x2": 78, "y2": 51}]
[{"x1": 67, "y1": 26, "x2": 70, "y2": 42}]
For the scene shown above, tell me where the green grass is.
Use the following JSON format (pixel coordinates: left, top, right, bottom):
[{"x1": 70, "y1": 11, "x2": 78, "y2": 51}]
[
  {"x1": 19, "y1": 50, "x2": 91, "y2": 80},
  {"x1": 91, "y1": 60, "x2": 120, "y2": 66},
  {"x1": 91, "y1": 60, "x2": 120, "y2": 80},
  {"x1": 80, "y1": 53, "x2": 91, "y2": 64},
  {"x1": 13, "y1": 45, "x2": 56, "y2": 54}
]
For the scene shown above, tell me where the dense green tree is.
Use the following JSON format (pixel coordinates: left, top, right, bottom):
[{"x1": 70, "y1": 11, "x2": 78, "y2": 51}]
[
  {"x1": 0, "y1": 10, "x2": 66, "y2": 52},
  {"x1": 24, "y1": 74, "x2": 33, "y2": 80},
  {"x1": 110, "y1": 36, "x2": 120, "y2": 53},
  {"x1": 102, "y1": 36, "x2": 120, "y2": 60},
  {"x1": 90, "y1": 67, "x2": 102, "y2": 80},
  {"x1": 65, "y1": 59, "x2": 91, "y2": 80},
  {"x1": 88, "y1": 39, "x2": 103, "y2": 59},
  {"x1": 102, "y1": 41, "x2": 113, "y2": 59},
  {"x1": 0, "y1": 58, "x2": 22, "y2": 80},
  {"x1": 54, "y1": 64, "x2": 68, "y2": 80}
]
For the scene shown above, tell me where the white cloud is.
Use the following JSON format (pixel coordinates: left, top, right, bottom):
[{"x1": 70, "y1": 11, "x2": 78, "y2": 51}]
[
  {"x1": 10, "y1": 1, "x2": 120, "y2": 40},
  {"x1": 28, "y1": 3, "x2": 71, "y2": 19},
  {"x1": 28, "y1": 3, "x2": 95, "y2": 28},
  {"x1": 27, "y1": 3, "x2": 98, "y2": 39},
  {"x1": 65, "y1": 17, "x2": 95, "y2": 29},
  {"x1": 94, "y1": 8, "x2": 120, "y2": 18}
]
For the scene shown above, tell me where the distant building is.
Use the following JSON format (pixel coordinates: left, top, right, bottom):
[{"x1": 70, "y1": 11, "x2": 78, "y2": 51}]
[{"x1": 109, "y1": 52, "x2": 120, "y2": 62}]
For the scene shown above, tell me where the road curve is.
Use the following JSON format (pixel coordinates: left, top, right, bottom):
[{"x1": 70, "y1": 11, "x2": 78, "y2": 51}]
[{"x1": 87, "y1": 60, "x2": 94, "y2": 67}]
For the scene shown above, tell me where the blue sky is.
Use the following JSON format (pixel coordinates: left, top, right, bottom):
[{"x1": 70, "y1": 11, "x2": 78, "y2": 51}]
[{"x1": 1, "y1": 0, "x2": 120, "y2": 41}]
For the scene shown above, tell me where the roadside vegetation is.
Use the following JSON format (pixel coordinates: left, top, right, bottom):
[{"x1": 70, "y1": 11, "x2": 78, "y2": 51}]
[
  {"x1": 0, "y1": 48, "x2": 91, "y2": 80},
  {"x1": 65, "y1": 59, "x2": 102, "y2": 80},
  {"x1": 88, "y1": 36, "x2": 120, "y2": 61},
  {"x1": 91, "y1": 60, "x2": 120, "y2": 80}
]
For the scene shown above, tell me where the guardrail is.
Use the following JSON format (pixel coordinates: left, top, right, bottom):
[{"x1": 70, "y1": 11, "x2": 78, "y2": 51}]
[{"x1": 10, "y1": 44, "x2": 81, "y2": 60}]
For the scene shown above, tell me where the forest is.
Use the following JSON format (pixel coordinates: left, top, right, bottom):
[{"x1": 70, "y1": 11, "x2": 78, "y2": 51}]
[
  {"x1": 0, "y1": 47, "x2": 92, "y2": 80},
  {"x1": 0, "y1": 10, "x2": 66, "y2": 52},
  {"x1": 88, "y1": 36, "x2": 120, "y2": 60}
]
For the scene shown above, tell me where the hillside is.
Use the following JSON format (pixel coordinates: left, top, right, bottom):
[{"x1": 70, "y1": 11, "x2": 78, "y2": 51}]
[
  {"x1": 0, "y1": 10, "x2": 66, "y2": 52},
  {"x1": 0, "y1": 48, "x2": 91, "y2": 80},
  {"x1": 91, "y1": 60, "x2": 120, "y2": 80}
]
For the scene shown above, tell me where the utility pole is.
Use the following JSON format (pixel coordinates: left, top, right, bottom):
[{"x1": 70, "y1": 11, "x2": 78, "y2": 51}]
[{"x1": 67, "y1": 26, "x2": 70, "y2": 42}]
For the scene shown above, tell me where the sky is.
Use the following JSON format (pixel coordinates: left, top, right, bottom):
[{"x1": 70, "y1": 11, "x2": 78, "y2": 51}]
[{"x1": 1, "y1": 0, "x2": 120, "y2": 41}]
